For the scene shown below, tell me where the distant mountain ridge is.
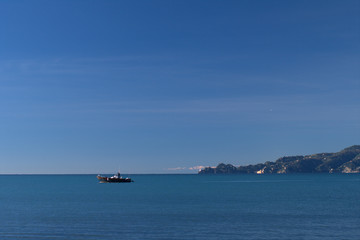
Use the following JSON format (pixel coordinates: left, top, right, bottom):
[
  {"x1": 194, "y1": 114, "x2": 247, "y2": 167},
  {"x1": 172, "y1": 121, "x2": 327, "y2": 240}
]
[{"x1": 199, "y1": 145, "x2": 360, "y2": 174}]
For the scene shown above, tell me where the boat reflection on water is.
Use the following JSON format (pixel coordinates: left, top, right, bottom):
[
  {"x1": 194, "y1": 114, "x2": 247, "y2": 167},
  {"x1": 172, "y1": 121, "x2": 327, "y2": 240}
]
[{"x1": 97, "y1": 172, "x2": 133, "y2": 183}]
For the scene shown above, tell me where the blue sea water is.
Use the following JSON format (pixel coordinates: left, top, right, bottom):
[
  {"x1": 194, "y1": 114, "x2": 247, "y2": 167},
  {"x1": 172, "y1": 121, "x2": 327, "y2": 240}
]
[{"x1": 0, "y1": 174, "x2": 359, "y2": 240}]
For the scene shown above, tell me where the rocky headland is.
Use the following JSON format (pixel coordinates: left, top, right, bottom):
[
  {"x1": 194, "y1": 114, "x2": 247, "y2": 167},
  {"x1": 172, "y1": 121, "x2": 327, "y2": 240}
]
[{"x1": 199, "y1": 145, "x2": 360, "y2": 174}]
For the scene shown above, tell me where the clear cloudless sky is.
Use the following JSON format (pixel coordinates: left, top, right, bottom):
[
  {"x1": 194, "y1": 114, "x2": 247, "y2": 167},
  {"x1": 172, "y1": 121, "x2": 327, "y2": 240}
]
[{"x1": 0, "y1": 0, "x2": 359, "y2": 174}]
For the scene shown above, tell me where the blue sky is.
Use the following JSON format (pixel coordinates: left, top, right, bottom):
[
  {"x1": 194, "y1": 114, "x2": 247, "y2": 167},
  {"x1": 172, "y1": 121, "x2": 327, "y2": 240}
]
[{"x1": 0, "y1": 0, "x2": 359, "y2": 174}]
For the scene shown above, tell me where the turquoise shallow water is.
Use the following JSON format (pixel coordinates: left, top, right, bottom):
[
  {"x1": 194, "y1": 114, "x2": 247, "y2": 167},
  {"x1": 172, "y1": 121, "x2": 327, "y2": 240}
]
[{"x1": 0, "y1": 174, "x2": 359, "y2": 239}]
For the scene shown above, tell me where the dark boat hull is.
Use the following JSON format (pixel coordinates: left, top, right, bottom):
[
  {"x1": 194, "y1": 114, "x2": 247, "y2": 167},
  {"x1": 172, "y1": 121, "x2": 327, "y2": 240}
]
[{"x1": 97, "y1": 175, "x2": 133, "y2": 183}]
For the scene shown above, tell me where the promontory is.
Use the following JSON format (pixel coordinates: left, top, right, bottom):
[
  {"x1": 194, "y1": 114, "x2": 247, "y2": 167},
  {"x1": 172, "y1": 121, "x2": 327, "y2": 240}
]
[{"x1": 199, "y1": 145, "x2": 360, "y2": 174}]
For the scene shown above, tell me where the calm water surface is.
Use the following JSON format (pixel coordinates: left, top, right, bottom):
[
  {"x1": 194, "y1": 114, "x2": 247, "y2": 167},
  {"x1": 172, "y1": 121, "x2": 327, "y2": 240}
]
[{"x1": 0, "y1": 174, "x2": 359, "y2": 239}]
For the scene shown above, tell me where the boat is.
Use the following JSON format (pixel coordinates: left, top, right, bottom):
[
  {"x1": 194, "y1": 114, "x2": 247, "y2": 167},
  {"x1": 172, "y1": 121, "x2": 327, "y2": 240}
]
[{"x1": 97, "y1": 172, "x2": 133, "y2": 183}]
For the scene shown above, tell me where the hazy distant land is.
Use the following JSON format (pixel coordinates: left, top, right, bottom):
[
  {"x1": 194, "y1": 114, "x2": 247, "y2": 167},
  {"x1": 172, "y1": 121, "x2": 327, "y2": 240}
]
[{"x1": 199, "y1": 145, "x2": 360, "y2": 174}]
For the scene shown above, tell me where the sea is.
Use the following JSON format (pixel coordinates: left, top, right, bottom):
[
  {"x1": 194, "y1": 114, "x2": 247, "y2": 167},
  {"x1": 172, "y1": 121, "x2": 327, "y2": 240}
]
[{"x1": 0, "y1": 174, "x2": 359, "y2": 240}]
